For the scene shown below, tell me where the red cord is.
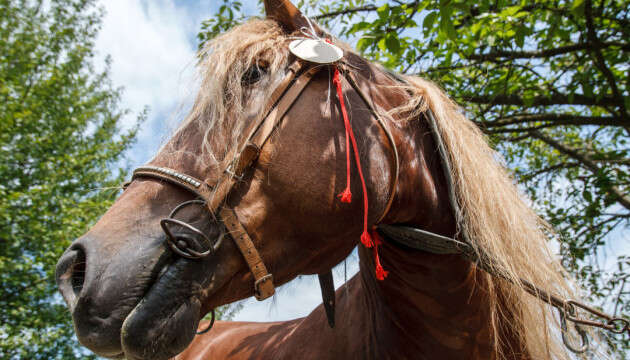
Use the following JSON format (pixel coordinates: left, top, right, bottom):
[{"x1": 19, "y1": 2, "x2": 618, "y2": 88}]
[
  {"x1": 338, "y1": 111, "x2": 352, "y2": 203},
  {"x1": 327, "y1": 38, "x2": 386, "y2": 279},
  {"x1": 332, "y1": 67, "x2": 373, "y2": 248},
  {"x1": 371, "y1": 228, "x2": 389, "y2": 280}
]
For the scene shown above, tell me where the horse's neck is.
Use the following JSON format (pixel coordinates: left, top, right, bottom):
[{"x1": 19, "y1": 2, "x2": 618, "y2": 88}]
[
  {"x1": 338, "y1": 115, "x2": 525, "y2": 359},
  {"x1": 348, "y1": 244, "x2": 498, "y2": 359}
]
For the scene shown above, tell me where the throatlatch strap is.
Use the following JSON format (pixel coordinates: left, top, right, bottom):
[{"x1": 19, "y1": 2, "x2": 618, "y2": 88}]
[{"x1": 219, "y1": 207, "x2": 274, "y2": 300}]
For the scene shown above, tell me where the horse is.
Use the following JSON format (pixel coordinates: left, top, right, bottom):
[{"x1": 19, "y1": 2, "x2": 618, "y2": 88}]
[{"x1": 55, "y1": 1, "x2": 598, "y2": 359}]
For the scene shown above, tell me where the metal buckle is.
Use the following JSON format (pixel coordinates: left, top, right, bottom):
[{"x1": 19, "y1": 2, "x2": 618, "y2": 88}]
[
  {"x1": 254, "y1": 274, "x2": 274, "y2": 301},
  {"x1": 224, "y1": 165, "x2": 245, "y2": 182}
]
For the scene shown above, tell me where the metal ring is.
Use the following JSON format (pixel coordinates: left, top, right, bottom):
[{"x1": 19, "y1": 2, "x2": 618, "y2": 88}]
[
  {"x1": 196, "y1": 309, "x2": 215, "y2": 335},
  {"x1": 607, "y1": 318, "x2": 630, "y2": 335},
  {"x1": 213, "y1": 231, "x2": 225, "y2": 252},
  {"x1": 559, "y1": 308, "x2": 589, "y2": 353},
  {"x1": 160, "y1": 218, "x2": 213, "y2": 259},
  {"x1": 169, "y1": 199, "x2": 207, "y2": 218}
]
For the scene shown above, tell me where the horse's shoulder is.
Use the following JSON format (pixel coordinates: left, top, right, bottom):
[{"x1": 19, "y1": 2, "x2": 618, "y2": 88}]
[{"x1": 175, "y1": 319, "x2": 302, "y2": 360}]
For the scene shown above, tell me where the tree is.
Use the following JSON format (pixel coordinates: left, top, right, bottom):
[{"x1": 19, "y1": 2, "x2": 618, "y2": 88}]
[
  {"x1": 0, "y1": 0, "x2": 140, "y2": 358},
  {"x1": 201, "y1": 0, "x2": 629, "y2": 354}
]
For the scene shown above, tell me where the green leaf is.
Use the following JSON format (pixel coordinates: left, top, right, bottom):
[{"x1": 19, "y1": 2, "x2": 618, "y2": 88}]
[
  {"x1": 572, "y1": 0, "x2": 586, "y2": 10},
  {"x1": 377, "y1": 4, "x2": 389, "y2": 19},
  {"x1": 423, "y1": 12, "x2": 438, "y2": 35},
  {"x1": 385, "y1": 34, "x2": 401, "y2": 54},
  {"x1": 377, "y1": 37, "x2": 387, "y2": 52}
]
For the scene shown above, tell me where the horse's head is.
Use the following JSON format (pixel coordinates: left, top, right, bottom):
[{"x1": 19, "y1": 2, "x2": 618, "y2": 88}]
[{"x1": 55, "y1": 1, "x2": 402, "y2": 359}]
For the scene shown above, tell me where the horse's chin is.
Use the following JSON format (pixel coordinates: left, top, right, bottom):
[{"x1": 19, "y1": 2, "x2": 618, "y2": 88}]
[{"x1": 120, "y1": 260, "x2": 204, "y2": 360}]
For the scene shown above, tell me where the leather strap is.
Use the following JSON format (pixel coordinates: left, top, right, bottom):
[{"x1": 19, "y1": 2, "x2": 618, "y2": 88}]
[
  {"x1": 317, "y1": 271, "x2": 335, "y2": 328},
  {"x1": 213, "y1": 65, "x2": 320, "y2": 300},
  {"x1": 378, "y1": 224, "x2": 472, "y2": 255},
  {"x1": 220, "y1": 207, "x2": 275, "y2": 300},
  {"x1": 207, "y1": 64, "x2": 321, "y2": 214}
]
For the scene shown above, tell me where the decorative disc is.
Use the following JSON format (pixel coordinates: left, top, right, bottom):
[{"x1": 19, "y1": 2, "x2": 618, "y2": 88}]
[{"x1": 289, "y1": 38, "x2": 343, "y2": 64}]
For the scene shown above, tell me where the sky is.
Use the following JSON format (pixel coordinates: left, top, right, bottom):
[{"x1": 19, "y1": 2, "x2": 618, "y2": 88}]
[{"x1": 94, "y1": 0, "x2": 357, "y2": 323}]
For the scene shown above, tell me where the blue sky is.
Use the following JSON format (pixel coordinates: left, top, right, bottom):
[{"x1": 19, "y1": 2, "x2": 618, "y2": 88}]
[{"x1": 95, "y1": 0, "x2": 356, "y2": 322}]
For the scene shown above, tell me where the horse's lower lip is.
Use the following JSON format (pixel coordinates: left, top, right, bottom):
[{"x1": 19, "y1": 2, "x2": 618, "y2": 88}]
[
  {"x1": 67, "y1": 247, "x2": 174, "y2": 358},
  {"x1": 120, "y1": 258, "x2": 201, "y2": 360}
]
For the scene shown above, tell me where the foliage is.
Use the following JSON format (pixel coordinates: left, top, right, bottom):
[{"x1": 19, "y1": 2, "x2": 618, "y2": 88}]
[
  {"x1": 199, "y1": 0, "x2": 630, "y2": 355},
  {"x1": 198, "y1": 0, "x2": 245, "y2": 52},
  {"x1": 0, "y1": 0, "x2": 140, "y2": 358}
]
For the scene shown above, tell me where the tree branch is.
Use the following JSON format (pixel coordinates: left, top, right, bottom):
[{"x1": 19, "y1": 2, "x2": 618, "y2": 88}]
[
  {"x1": 314, "y1": 5, "x2": 377, "y2": 20},
  {"x1": 460, "y1": 93, "x2": 624, "y2": 107},
  {"x1": 477, "y1": 114, "x2": 629, "y2": 131},
  {"x1": 584, "y1": 0, "x2": 629, "y2": 122},
  {"x1": 467, "y1": 41, "x2": 629, "y2": 61},
  {"x1": 519, "y1": 162, "x2": 580, "y2": 182},
  {"x1": 530, "y1": 130, "x2": 630, "y2": 210},
  {"x1": 575, "y1": 214, "x2": 628, "y2": 241}
]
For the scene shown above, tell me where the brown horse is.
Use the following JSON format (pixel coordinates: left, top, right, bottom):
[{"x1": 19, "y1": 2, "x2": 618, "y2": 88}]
[{"x1": 55, "y1": 1, "x2": 593, "y2": 359}]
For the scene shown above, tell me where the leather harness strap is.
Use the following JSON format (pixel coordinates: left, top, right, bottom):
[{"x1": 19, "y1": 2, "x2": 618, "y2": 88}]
[
  {"x1": 130, "y1": 61, "x2": 320, "y2": 301},
  {"x1": 207, "y1": 64, "x2": 321, "y2": 213},
  {"x1": 219, "y1": 207, "x2": 274, "y2": 300},
  {"x1": 214, "y1": 65, "x2": 321, "y2": 300}
]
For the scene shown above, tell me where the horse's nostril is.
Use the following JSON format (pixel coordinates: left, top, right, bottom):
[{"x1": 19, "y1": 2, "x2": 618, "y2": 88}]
[
  {"x1": 56, "y1": 247, "x2": 87, "y2": 307},
  {"x1": 71, "y1": 248, "x2": 87, "y2": 296}
]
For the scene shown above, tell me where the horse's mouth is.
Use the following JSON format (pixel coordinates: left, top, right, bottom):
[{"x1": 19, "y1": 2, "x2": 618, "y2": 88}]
[
  {"x1": 66, "y1": 250, "x2": 209, "y2": 360},
  {"x1": 118, "y1": 257, "x2": 207, "y2": 360}
]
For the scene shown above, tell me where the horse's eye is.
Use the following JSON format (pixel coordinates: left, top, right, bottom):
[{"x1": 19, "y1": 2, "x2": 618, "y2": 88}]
[{"x1": 242, "y1": 65, "x2": 267, "y2": 85}]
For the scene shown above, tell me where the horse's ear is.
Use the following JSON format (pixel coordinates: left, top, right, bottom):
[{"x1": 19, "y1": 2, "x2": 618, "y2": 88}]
[{"x1": 263, "y1": 0, "x2": 311, "y2": 32}]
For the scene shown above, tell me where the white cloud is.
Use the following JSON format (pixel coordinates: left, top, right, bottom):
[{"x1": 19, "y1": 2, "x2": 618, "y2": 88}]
[{"x1": 96, "y1": 0, "x2": 207, "y2": 165}]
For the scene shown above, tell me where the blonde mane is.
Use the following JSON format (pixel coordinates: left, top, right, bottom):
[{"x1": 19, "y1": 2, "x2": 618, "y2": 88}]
[
  {"x1": 181, "y1": 19, "x2": 602, "y2": 359},
  {"x1": 389, "y1": 76, "x2": 593, "y2": 359},
  {"x1": 175, "y1": 19, "x2": 291, "y2": 168}
]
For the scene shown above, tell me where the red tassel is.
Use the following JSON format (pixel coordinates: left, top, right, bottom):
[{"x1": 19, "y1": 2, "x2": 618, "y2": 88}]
[
  {"x1": 338, "y1": 187, "x2": 352, "y2": 203},
  {"x1": 371, "y1": 229, "x2": 388, "y2": 280},
  {"x1": 360, "y1": 230, "x2": 374, "y2": 248},
  {"x1": 331, "y1": 65, "x2": 371, "y2": 246},
  {"x1": 333, "y1": 67, "x2": 353, "y2": 205},
  {"x1": 374, "y1": 250, "x2": 389, "y2": 280}
]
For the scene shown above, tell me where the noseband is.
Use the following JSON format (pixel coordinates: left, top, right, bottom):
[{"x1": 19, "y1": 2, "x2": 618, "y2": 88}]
[{"x1": 124, "y1": 59, "x2": 400, "y2": 331}]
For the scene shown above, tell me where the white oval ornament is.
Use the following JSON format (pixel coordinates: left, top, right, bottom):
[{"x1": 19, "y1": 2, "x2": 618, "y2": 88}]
[{"x1": 289, "y1": 38, "x2": 343, "y2": 64}]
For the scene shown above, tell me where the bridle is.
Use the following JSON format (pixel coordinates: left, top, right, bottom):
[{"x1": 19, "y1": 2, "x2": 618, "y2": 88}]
[{"x1": 123, "y1": 58, "x2": 400, "y2": 333}]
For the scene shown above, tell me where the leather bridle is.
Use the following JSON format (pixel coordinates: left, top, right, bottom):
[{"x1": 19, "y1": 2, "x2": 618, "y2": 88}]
[{"x1": 123, "y1": 58, "x2": 400, "y2": 330}]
